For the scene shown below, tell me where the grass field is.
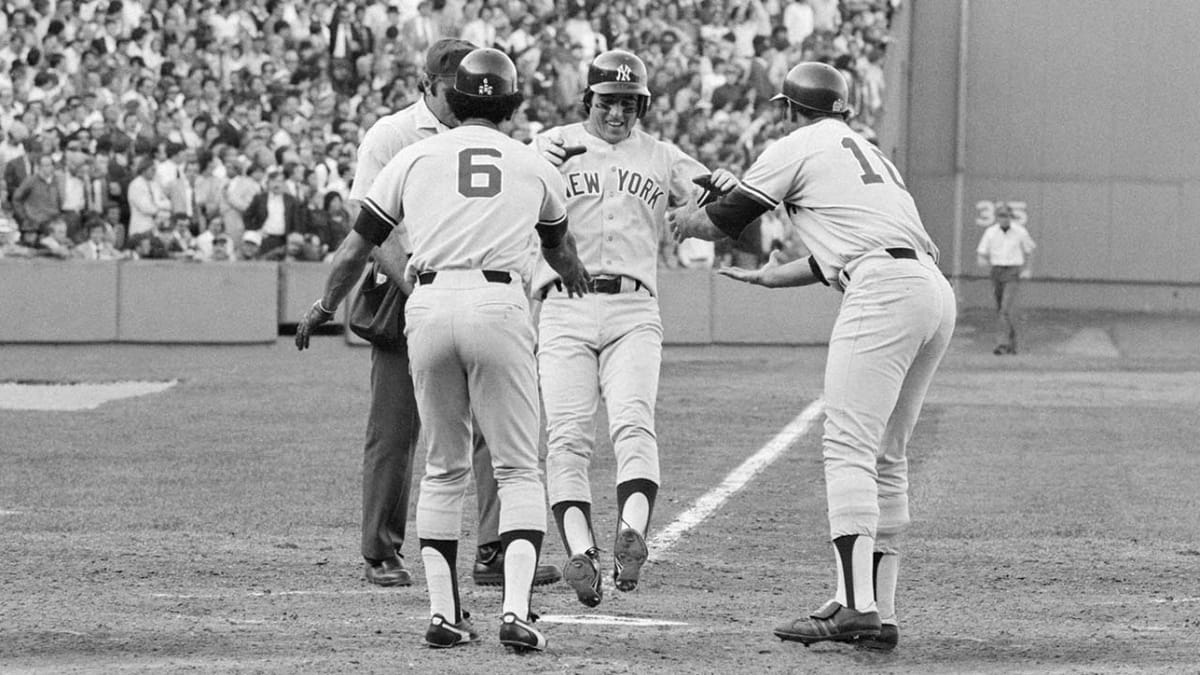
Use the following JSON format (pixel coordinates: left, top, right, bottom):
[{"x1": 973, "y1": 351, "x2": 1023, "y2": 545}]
[{"x1": 3, "y1": 308, "x2": 1199, "y2": 674}]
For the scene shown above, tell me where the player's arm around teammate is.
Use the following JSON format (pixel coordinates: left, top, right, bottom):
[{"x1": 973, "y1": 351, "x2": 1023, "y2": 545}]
[{"x1": 530, "y1": 49, "x2": 738, "y2": 609}]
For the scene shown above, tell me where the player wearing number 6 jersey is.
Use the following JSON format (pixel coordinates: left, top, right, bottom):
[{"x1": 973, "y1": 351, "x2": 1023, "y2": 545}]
[
  {"x1": 363, "y1": 49, "x2": 588, "y2": 653},
  {"x1": 670, "y1": 62, "x2": 956, "y2": 652}
]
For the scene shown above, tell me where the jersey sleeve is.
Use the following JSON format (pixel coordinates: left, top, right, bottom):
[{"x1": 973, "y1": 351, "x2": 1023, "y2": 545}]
[
  {"x1": 537, "y1": 163, "x2": 568, "y2": 226},
  {"x1": 360, "y1": 153, "x2": 411, "y2": 238},
  {"x1": 348, "y1": 124, "x2": 394, "y2": 203},
  {"x1": 736, "y1": 137, "x2": 801, "y2": 210}
]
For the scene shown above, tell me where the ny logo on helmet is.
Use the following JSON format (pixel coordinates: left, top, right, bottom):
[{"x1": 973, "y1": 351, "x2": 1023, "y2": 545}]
[
  {"x1": 616, "y1": 64, "x2": 632, "y2": 81},
  {"x1": 478, "y1": 78, "x2": 493, "y2": 96}
]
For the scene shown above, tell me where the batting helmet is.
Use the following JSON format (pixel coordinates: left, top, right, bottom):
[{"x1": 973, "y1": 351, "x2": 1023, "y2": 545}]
[
  {"x1": 587, "y1": 50, "x2": 651, "y2": 97},
  {"x1": 454, "y1": 48, "x2": 518, "y2": 98},
  {"x1": 584, "y1": 50, "x2": 651, "y2": 118},
  {"x1": 771, "y1": 62, "x2": 852, "y2": 117}
]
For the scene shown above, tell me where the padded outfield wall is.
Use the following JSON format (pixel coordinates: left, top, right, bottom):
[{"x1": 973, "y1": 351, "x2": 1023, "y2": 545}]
[{"x1": 899, "y1": 0, "x2": 1200, "y2": 312}]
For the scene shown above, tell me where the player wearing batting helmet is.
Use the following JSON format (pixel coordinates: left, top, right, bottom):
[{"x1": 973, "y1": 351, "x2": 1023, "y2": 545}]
[
  {"x1": 670, "y1": 62, "x2": 956, "y2": 652},
  {"x1": 532, "y1": 50, "x2": 739, "y2": 608},
  {"x1": 296, "y1": 39, "x2": 560, "y2": 592},
  {"x1": 306, "y1": 47, "x2": 589, "y2": 653}
]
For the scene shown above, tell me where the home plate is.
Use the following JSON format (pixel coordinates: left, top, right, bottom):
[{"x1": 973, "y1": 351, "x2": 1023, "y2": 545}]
[
  {"x1": 0, "y1": 380, "x2": 179, "y2": 411},
  {"x1": 538, "y1": 614, "x2": 688, "y2": 626}
]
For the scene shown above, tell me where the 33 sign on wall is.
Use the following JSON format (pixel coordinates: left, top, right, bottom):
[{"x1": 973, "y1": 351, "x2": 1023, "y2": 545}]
[{"x1": 974, "y1": 200, "x2": 1028, "y2": 227}]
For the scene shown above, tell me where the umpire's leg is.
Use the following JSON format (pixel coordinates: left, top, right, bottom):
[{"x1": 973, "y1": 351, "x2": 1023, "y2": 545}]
[{"x1": 361, "y1": 344, "x2": 420, "y2": 565}]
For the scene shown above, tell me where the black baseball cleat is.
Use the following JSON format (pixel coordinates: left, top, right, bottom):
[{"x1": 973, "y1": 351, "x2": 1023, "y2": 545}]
[
  {"x1": 563, "y1": 547, "x2": 603, "y2": 608},
  {"x1": 612, "y1": 528, "x2": 648, "y2": 592},
  {"x1": 773, "y1": 600, "x2": 882, "y2": 646},
  {"x1": 499, "y1": 612, "x2": 547, "y2": 653},
  {"x1": 425, "y1": 612, "x2": 478, "y2": 648},
  {"x1": 364, "y1": 556, "x2": 412, "y2": 587},
  {"x1": 472, "y1": 546, "x2": 562, "y2": 587},
  {"x1": 859, "y1": 622, "x2": 899, "y2": 651}
]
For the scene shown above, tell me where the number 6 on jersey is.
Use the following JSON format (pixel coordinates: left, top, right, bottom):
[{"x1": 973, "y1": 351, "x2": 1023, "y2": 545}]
[{"x1": 459, "y1": 148, "x2": 502, "y2": 198}]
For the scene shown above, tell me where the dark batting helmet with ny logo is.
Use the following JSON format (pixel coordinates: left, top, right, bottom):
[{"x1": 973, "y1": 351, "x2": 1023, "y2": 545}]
[
  {"x1": 454, "y1": 47, "x2": 518, "y2": 98},
  {"x1": 584, "y1": 49, "x2": 651, "y2": 117}
]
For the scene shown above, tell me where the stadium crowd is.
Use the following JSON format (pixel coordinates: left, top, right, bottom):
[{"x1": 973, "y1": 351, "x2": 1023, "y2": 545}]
[{"x1": 0, "y1": 0, "x2": 897, "y2": 266}]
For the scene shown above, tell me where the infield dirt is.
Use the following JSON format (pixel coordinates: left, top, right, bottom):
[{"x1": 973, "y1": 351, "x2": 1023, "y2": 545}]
[{"x1": 2, "y1": 308, "x2": 1199, "y2": 673}]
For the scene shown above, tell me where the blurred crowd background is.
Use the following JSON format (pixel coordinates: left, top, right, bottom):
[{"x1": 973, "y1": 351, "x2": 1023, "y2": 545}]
[{"x1": 0, "y1": 0, "x2": 898, "y2": 267}]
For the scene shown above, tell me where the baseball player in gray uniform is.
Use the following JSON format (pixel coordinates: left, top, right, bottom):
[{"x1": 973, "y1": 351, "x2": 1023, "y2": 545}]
[
  {"x1": 670, "y1": 62, "x2": 956, "y2": 651},
  {"x1": 533, "y1": 50, "x2": 738, "y2": 607},
  {"x1": 363, "y1": 49, "x2": 589, "y2": 652},
  {"x1": 298, "y1": 39, "x2": 559, "y2": 590}
]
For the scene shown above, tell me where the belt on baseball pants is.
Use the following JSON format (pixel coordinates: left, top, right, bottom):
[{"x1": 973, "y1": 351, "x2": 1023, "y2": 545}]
[
  {"x1": 418, "y1": 270, "x2": 511, "y2": 285},
  {"x1": 539, "y1": 275, "x2": 643, "y2": 299},
  {"x1": 843, "y1": 247, "x2": 919, "y2": 283}
]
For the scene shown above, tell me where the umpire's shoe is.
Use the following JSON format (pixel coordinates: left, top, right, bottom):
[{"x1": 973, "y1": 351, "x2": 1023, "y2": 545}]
[
  {"x1": 499, "y1": 612, "x2": 546, "y2": 653},
  {"x1": 472, "y1": 544, "x2": 563, "y2": 587},
  {"x1": 563, "y1": 547, "x2": 603, "y2": 607},
  {"x1": 612, "y1": 528, "x2": 649, "y2": 592},
  {"x1": 364, "y1": 555, "x2": 412, "y2": 587},
  {"x1": 774, "y1": 600, "x2": 882, "y2": 646},
  {"x1": 425, "y1": 612, "x2": 478, "y2": 648}
]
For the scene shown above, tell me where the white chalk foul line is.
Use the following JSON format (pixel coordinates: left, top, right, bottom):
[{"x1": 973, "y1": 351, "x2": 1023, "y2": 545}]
[
  {"x1": 538, "y1": 614, "x2": 688, "y2": 626},
  {"x1": 647, "y1": 398, "x2": 825, "y2": 560}
]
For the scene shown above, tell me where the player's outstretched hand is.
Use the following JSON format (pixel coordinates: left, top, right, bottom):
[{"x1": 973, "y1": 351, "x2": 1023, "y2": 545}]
[
  {"x1": 717, "y1": 249, "x2": 786, "y2": 287},
  {"x1": 295, "y1": 299, "x2": 335, "y2": 351}
]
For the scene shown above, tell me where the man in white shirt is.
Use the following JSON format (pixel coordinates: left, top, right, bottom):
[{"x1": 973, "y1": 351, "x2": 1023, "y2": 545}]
[{"x1": 976, "y1": 204, "x2": 1036, "y2": 355}]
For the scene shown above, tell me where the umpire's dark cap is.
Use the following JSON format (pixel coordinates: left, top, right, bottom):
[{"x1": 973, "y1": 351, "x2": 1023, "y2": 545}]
[{"x1": 425, "y1": 39, "x2": 477, "y2": 78}]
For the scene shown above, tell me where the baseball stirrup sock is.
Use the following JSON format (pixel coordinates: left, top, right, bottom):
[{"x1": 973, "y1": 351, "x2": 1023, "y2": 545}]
[
  {"x1": 420, "y1": 539, "x2": 460, "y2": 623},
  {"x1": 552, "y1": 501, "x2": 594, "y2": 556},
  {"x1": 833, "y1": 534, "x2": 877, "y2": 612},
  {"x1": 873, "y1": 551, "x2": 899, "y2": 623},
  {"x1": 616, "y1": 479, "x2": 658, "y2": 535},
  {"x1": 500, "y1": 530, "x2": 544, "y2": 619}
]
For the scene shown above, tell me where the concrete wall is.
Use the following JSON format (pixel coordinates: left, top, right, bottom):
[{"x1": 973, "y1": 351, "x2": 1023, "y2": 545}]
[
  {"x1": 0, "y1": 260, "x2": 119, "y2": 342},
  {"x1": 903, "y1": 0, "x2": 1200, "y2": 312},
  {"x1": 118, "y1": 261, "x2": 278, "y2": 343},
  {"x1": 0, "y1": 262, "x2": 841, "y2": 345}
]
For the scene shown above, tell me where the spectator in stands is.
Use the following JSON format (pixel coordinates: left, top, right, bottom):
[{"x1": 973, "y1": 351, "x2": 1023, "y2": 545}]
[
  {"x1": 237, "y1": 228, "x2": 263, "y2": 261},
  {"x1": 73, "y1": 217, "x2": 124, "y2": 260},
  {"x1": 12, "y1": 154, "x2": 62, "y2": 235},
  {"x1": 126, "y1": 156, "x2": 169, "y2": 241},
  {"x1": 37, "y1": 217, "x2": 74, "y2": 259},
  {"x1": 4, "y1": 137, "x2": 37, "y2": 212},
  {"x1": 244, "y1": 167, "x2": 305, "y2": 256},
  {"x1": 219, "y1": 157, "x2": 261, "y2": 243}
]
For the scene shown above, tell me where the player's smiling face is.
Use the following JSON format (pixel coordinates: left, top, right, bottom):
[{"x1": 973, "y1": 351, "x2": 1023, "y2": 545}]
[{"x1": 586, "y1": 93, "x2": 639, "y2": 144}]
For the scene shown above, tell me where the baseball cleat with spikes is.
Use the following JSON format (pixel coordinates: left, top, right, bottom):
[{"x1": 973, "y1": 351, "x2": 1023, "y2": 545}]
[
  {"x1": 563, "y1": 547, "x2": 603, "y2": 607},
  {"x1": 859, "y1": 622, "x2": 899, "y2": 651},
  {"x1": 612, "y1": 528, "x2": 648, "y2": 592},
  {"x1": 425, "y1": 612, "x2": 478, "y2": 649},
  {"x1": 499, "y1": 612, "x2": 546, "y2": 653},
  {"x1": 773, "y1": 600, "x2": 882, "y2": 646}
]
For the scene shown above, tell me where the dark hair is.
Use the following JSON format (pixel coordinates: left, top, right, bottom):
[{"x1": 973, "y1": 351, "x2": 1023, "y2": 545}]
[
  {"x1": 323, "y1": 191, "x2": 343, "y2": 210},
  {"x1": 445, "y1": 90, "x2": 525, "y2": 125}
]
